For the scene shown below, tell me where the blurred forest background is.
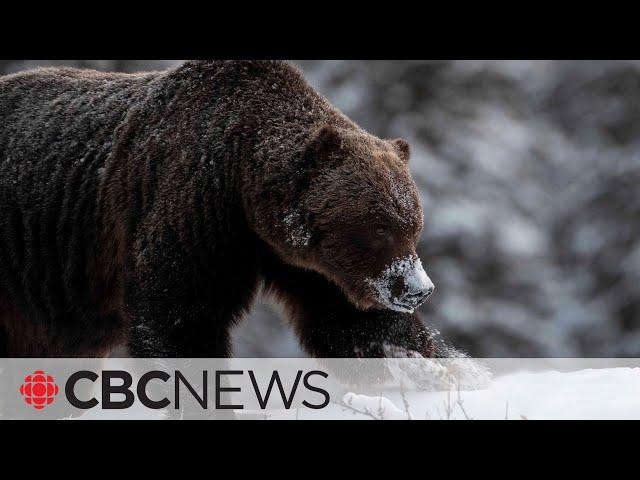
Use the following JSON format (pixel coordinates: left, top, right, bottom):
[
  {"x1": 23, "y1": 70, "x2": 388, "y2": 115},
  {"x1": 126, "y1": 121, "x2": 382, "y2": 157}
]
[{"x1": 2, "y1": 60, "x2": 639, "y2": 357}]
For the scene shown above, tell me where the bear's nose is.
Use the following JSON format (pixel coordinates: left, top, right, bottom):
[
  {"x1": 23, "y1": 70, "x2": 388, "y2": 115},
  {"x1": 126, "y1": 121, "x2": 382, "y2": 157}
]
[
  {"x1": 400, "y1": 285, "x2": 434, "y2": 307},
  {"x1": 392, "y1": 260, "x2": 435, "y2": 309}
]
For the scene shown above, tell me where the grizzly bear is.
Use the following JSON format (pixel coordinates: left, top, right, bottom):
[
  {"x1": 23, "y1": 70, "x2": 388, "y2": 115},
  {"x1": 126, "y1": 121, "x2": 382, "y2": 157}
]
[{"x1": 0, "y1": 60, "x2": 449, "y2": 358}]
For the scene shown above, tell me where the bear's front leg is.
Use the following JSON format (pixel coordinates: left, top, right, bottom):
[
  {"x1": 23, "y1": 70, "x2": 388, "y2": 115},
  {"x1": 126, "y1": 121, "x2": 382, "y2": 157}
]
[
  {"x1": 260, "y1": 250, "x2": 453, "y2": 358},
  {"x1": 126, "y1": 295, "x2": 230, "y2": 357},
  {"x1": 125, "y1": 225, "x2": 259, "y2": 358}
]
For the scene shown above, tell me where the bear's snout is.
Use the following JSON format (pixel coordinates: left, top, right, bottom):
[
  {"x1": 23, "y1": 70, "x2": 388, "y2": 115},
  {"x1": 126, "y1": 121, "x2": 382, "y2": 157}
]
[
  {"x1": 393, "y1": 262, "x2": 435, "y2": 310},
  {"x1": 366, "y1": 254, "x2": 435, "y2": 313}
]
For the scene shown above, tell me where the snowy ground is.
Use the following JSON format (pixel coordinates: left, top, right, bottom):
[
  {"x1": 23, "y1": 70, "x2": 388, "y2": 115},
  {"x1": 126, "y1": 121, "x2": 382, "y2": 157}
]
[{"x1": 266, "y1": 367, "x2": 640, "y2": 420}]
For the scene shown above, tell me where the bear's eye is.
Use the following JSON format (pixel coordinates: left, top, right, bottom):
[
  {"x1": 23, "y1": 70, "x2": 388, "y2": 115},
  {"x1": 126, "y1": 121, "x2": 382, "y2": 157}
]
[{"x1": 375, "y1": 226, "x2": 388, "y2": 236}]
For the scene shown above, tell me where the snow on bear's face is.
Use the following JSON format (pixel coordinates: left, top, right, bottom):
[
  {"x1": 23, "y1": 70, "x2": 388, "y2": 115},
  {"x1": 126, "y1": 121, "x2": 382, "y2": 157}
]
[{"x1": 289, "y1": 125, "x2": 435, "y2": 312}]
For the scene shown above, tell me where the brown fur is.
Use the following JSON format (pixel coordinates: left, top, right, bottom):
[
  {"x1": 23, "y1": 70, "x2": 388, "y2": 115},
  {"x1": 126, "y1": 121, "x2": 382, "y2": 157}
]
[{"x1": 0, "y1": 61, "x2": 453, "y2": 358}]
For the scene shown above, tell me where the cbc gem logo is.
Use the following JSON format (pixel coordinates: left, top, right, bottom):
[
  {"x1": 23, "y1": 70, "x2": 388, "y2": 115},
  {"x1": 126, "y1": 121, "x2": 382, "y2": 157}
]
[{"x1": 19, "y1": 370, "x2": 60, "y2": 410}]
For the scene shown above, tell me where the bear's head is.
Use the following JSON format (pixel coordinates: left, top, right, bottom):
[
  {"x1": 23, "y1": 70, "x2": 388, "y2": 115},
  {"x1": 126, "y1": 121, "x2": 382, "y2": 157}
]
[{"x1": 257, "y1": 124, "x2": 435, "y2": 313}]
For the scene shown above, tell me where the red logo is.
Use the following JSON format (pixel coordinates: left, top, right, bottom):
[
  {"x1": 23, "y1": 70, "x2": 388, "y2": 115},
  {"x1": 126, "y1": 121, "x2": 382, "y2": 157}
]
[{"x1": 19, "y1": 370, "x2": 59, "y2": 410}]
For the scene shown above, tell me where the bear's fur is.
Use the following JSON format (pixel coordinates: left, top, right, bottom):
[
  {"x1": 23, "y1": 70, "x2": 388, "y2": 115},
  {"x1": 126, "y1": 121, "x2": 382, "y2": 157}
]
[{"x1": 0, "y1": 60, "x2": 450, "y2": 358}]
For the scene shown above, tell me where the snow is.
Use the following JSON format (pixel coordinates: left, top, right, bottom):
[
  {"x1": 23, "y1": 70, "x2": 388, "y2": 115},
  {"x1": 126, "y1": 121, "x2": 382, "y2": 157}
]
[
  {"x1": 365, "y1": 254, "x2": 434, "y2": 313},
  {"x1": 391, "y1": 181, "x2": 417, "y2": 215},
  {"x1": 405, "y1": 258, "x2": 433, "y2": 294},
  {"x1": 342, "y1": 392, "x2": 410, "y2": 420},
  {"x1": 282, "y1": 209, "x2": 311, "y2": 248},
  {"x1": 267, "y1": 366, "x2": 640, "y2": 420}
]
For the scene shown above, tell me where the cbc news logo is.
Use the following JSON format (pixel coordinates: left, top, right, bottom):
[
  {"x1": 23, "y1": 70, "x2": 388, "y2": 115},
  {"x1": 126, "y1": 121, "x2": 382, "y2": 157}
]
[
  {"x1": 19, "y1": 370, "x2": 60, "y2": 410},
  {"x1": 14, "y1": 367, "x2": 330, "y2": 413}
]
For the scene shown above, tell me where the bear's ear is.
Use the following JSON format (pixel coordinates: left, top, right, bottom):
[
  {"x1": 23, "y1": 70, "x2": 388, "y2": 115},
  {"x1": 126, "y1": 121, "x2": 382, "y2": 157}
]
[
  {"x1": 390, "y1": 138, "x2": 411, "y2": 163},
  {"x1": 302, "y1": 124, "x2": 346, "y2": 171}
]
